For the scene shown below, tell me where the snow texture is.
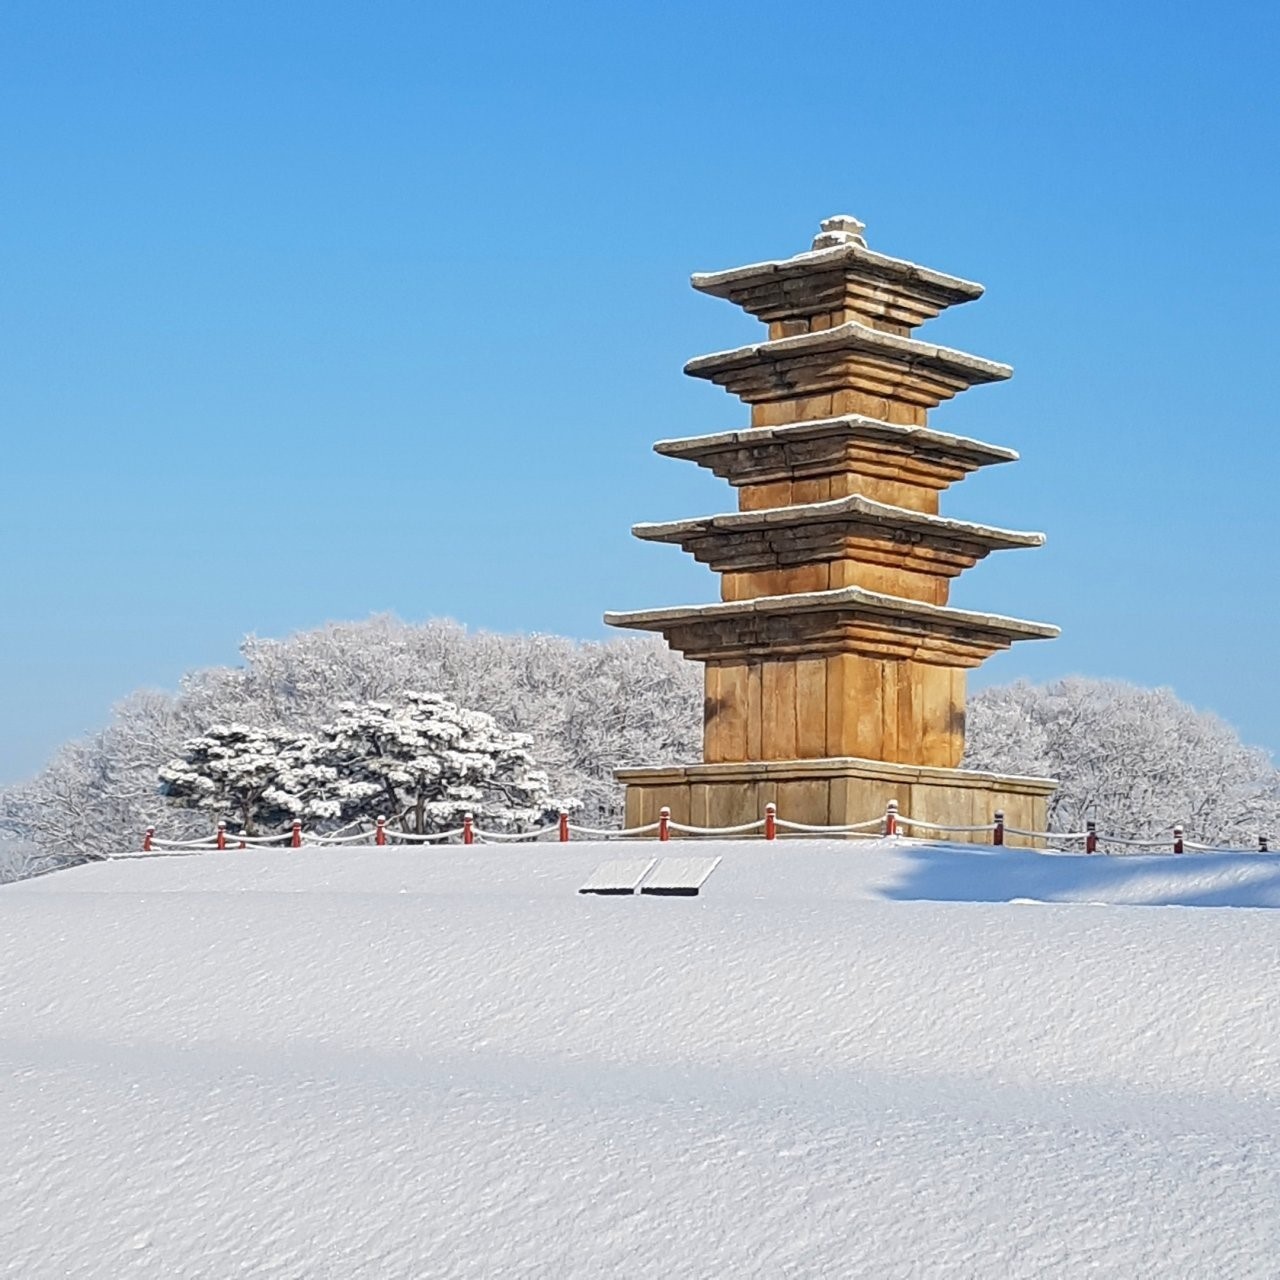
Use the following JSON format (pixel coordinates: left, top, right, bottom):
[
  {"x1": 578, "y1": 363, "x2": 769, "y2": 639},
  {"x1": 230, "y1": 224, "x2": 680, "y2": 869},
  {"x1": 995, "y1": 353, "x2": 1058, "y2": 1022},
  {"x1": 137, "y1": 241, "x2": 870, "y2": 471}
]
[{"x1": 4, "y1": 839, "x2": 1280, "y2": 1278}]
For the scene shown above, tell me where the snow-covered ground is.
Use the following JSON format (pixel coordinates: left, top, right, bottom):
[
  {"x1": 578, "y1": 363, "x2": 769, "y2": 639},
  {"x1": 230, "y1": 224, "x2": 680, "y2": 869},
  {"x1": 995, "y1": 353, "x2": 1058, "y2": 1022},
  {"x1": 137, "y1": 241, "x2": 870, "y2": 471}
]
[{"x1": 3, "y1": 840, "x2": 1279, "y2": 1278}]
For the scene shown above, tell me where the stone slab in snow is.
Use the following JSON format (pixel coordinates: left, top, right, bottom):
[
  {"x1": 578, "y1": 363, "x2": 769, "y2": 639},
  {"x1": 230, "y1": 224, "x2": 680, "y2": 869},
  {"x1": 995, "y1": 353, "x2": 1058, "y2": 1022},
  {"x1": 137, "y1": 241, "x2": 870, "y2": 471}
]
[
  {"x1": 637, "y1": 856, "x2": 722, "y2": 896},
  {"x1": 578, "y1": 857, "x2": 656, "y2": 895}
]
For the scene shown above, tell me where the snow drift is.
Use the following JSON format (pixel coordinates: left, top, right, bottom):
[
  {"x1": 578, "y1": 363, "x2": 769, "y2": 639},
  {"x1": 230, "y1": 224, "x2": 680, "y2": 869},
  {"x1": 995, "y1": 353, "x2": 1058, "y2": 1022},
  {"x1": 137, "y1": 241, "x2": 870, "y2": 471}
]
[{"x1": 3, "y1": 840, "x2": 1279, "y2": 1278}]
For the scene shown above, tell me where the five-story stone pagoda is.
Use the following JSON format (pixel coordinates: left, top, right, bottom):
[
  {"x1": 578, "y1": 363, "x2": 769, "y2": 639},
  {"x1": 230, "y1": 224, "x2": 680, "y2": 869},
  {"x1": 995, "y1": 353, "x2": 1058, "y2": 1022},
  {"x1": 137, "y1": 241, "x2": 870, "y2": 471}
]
[{"x1": 606, "y1": 216, "x2": 1059, "y2": 844}]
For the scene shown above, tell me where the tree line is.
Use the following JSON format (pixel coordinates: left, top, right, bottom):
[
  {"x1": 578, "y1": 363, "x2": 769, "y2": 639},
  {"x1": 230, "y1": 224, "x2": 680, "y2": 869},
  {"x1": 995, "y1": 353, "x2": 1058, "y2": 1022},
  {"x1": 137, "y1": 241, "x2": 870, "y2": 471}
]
[{"x1": 2, "y1": 615, "x2": 1277, "y2": 876}]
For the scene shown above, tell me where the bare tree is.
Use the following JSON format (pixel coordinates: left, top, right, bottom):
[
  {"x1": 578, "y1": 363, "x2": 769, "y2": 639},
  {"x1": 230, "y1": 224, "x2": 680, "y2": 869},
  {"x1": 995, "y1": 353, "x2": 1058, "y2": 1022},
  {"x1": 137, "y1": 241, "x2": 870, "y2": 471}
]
[{"x1": 965, "y1": 678, "x2": 1280, "y2": 843}]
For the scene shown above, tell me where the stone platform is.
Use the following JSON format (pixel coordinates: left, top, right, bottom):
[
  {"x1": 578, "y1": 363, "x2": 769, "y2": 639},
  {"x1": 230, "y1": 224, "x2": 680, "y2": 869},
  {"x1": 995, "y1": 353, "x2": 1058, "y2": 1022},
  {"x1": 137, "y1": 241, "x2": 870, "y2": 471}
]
[{"x1": 617, "y1": 757, "x2": 1055, "y2": 848}]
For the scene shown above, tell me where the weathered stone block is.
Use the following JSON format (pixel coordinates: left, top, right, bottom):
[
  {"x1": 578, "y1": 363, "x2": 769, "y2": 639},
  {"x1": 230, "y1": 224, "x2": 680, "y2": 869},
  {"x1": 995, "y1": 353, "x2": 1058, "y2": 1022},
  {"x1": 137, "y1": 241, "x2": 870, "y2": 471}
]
[{"x1": 617, "y1": 759, "x2": 1056, "y2": 848}]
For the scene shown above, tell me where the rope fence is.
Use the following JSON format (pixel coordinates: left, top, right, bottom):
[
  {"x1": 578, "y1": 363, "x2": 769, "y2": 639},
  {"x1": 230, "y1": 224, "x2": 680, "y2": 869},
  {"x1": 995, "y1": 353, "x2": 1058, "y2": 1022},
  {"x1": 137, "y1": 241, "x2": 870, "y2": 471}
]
[{"x1": 134, "y1": 801, "x2": 1273, "y2": 859}]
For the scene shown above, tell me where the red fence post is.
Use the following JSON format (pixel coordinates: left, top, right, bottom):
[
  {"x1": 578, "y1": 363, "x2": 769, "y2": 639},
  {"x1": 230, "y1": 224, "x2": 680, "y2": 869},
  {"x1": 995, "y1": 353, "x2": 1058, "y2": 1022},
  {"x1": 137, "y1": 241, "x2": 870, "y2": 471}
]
[
  {"x1": 291, "y1": 820, "x2": 302, "y2": 848},
  {"x1": 463, "y1": 813, "x2": 474, "y2": 846},
  {"x1": 143, "y1": 827, "x2": 154, "y2": 853},
  {"x1": 884, "y1": 800, "x2": 898, "y2": 838},
  {"x1": 765, "y1": 802, "x2": 777, "y2": 841},
  {"x1": 1261, "y1": 835, "x2": 1270, "y2": 853},
  {"x1": 558, "y1": 810, "x2": 570, "y2": 843},
  {"x1": 658, "y1": 806, "x2": 670, "y2": 842},
  {"x1": 216, "y1": 821, "x2": 227, "y2": 851},
  {"x1": 1173, "y1": 825, "x2": 1184, "y2": 855},
  {"x1": 375, "y1": 816, "x2": 386, "y2": 846},
  {"x1": 1086, "y1": 821, "x2": 1097, "y2": 855},
  {"x1": 993, "y1": 810, "x2": 1005, "y2": 847}
]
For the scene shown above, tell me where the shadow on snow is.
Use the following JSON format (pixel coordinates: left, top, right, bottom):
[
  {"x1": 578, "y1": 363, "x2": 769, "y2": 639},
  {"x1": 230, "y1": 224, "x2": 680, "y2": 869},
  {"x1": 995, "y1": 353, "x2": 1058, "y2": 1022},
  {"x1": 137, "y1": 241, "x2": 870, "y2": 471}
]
[{"x1": 879, "y1": 843, "x2": 1280, "y2": 910}]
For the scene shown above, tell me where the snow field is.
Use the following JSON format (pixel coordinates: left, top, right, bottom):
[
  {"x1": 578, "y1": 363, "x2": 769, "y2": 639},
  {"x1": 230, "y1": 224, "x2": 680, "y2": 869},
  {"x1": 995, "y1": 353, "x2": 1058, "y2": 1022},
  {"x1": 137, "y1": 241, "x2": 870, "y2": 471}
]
[{"x1": 3, "y1": 840, "x2": 1279, "y2": 1278}]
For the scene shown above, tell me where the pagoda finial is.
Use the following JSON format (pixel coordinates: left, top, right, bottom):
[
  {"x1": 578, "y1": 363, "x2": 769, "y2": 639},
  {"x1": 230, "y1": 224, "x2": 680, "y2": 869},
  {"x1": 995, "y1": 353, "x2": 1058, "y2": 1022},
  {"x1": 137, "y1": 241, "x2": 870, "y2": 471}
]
[{"x1": 812, "y1": 214, "x2": 867, "y2": 250}]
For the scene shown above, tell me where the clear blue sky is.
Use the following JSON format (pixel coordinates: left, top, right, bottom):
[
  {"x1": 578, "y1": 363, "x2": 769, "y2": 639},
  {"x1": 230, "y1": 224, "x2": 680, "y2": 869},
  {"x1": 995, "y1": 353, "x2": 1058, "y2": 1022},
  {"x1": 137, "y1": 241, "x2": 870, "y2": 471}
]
[{"x1": 2, "y1": 0, "x2": 1278, "y2": 783}]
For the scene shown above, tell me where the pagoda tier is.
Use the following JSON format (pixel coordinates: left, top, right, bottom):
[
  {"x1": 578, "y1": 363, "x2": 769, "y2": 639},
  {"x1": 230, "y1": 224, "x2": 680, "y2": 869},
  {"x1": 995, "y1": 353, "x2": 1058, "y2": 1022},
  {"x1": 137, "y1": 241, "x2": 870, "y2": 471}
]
[
  {"x1": 605, "y1": 588, "x2": 1056, "y2": 666},
  {"x1": 655, "y1": 414, "x2": 1018, "y2": 515},
  {"x1": 606, "y1": 588, "x2": 1056, "y2": 769},
  {"x1": 654, "y1": 415, "x2": 1018, "y2": 509},
  {"x1": 631, "y1": 495, "x2": 1043, "y2": 606},
  {"x1": 684, "y1": 323, "x2": 1011, "y2": 415},
  {"x1": 606, "y1": 216, "x2": 1058, "y2": 842},
  {"x1": 690, "y1": 214, "x2": 983, "y2": 335}
]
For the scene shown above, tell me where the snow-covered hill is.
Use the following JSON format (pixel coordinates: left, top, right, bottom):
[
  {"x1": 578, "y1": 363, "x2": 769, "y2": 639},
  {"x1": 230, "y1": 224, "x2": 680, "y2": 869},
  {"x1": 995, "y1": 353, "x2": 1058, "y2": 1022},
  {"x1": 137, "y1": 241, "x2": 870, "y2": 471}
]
[{"x1": 3, "y1": 841, "x2": 1279, "y2": 1278}]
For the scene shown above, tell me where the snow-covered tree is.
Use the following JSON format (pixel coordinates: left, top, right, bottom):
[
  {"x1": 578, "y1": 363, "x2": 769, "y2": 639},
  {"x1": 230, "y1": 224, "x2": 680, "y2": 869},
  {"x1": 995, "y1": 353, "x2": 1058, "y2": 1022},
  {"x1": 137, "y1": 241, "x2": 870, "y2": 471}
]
[
  {"x1": 965, "y1": 678, "x2": 1280, "y2": 842},
  {"x1": 5, "y1": 611, "x2": 1278, "y2": 869},
  {"x1": 1, "y1": 617, "x2": 700, "y2": 860},
  {"x1": 0, "y1": 691, "x2": 206, "y2": 857},
  {"x1": 158, "y1": 724, "x2": 340, "y2": 834},
  {"x1": 221, "y1": 618, "x2": 700, "y2": 821},
  {"x1": 0, "y1": 837, "x2": 81, "y2": 884},
  {"x1": 317, "y1": 693, "x2": 553, "y2": 833}
]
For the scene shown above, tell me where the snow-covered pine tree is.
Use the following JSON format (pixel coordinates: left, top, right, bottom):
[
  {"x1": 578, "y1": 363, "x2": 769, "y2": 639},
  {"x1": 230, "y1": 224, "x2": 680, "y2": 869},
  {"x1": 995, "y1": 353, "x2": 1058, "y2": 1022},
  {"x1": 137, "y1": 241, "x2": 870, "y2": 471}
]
[
  {"x1": 158, "y1": 724, "x2": 340, "y2": 835},
  {"x1": 317, "y1": 692, "x2": 553, "y2": 834}
]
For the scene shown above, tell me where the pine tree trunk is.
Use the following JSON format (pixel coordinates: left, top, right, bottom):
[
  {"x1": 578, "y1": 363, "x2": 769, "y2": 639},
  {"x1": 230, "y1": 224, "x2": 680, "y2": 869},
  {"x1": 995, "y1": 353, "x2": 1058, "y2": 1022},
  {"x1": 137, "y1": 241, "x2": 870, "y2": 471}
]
[{"x1": 386, "y1": 783, "x2": 405, "y2": 831}]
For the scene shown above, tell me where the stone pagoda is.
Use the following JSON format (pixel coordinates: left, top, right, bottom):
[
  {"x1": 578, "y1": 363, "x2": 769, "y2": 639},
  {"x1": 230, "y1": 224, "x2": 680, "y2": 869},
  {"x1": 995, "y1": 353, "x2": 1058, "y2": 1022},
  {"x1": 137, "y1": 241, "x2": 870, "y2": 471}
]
[{"x1": 606, "y1": 216, "x2": 1059, "y2": 844}]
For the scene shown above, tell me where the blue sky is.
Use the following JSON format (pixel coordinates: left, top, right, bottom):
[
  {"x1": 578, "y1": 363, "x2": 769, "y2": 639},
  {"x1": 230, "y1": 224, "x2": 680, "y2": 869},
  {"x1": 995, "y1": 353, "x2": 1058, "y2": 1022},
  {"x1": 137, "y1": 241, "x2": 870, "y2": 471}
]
[{"x1": 2, "y1": 0, "x2": 1278, "y2": 783}]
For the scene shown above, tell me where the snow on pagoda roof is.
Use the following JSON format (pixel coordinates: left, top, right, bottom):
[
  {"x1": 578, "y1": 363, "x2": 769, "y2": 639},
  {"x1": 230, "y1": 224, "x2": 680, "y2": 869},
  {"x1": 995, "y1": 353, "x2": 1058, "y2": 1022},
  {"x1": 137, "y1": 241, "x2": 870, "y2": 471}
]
[
  {"x1": 632, "y1": 493, "x2": 1044, "y2": 554},
  {"x1": 653, "y1": 414, "x2": 1019, "y2": 470},
  {"x1": 693, "y1": 226, "x2": 984, "y2": 299},
  {"x1": 685, "y1": 321, "x2": 1012, "y2": 387},
  {"x1": 606, "y1": 584, "x2": 1060, "y2": 643},
  {"x1": 690, "y1": 216, "x2": 987, "y2": 327}
]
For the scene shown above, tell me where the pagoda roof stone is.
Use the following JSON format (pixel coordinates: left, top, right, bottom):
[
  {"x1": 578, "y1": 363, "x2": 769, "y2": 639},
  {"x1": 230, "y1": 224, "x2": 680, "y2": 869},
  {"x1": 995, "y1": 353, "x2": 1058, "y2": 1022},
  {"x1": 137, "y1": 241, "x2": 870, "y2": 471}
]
[
  {"x1": 605, "y1": 586, "x2": 1059, "y2": 668},
  {"x1": 653, "y1": 414, "x2": 1017, "y2": 487},
  {"x1": 655, "y1": 416, "x2": 1017, "y2": 466},
  {"x1": 691, "y1": 218, "x2": 986, "y2": 328},
  {"x1": 633, "y1": 494, "x2": 1043, "y2": 557},
  {"x1": 684, "y1": 322, "x2": 1011, "y2": 409}
]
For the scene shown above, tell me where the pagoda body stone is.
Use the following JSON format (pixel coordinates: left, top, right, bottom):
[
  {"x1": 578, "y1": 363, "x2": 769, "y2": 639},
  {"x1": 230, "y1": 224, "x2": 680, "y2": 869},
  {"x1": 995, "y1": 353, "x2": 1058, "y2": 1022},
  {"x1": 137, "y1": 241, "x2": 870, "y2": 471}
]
[{"x1": 607, "y1": 218, "x2": 1059, "y2": 843}]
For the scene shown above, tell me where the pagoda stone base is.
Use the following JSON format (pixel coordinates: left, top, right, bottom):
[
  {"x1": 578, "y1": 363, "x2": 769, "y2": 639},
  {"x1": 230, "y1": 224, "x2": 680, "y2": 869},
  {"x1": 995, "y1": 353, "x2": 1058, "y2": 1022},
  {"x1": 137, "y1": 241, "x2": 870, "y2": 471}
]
[{"x1": 617, "y1": 757, "x2": 1056, "y2": 848}]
